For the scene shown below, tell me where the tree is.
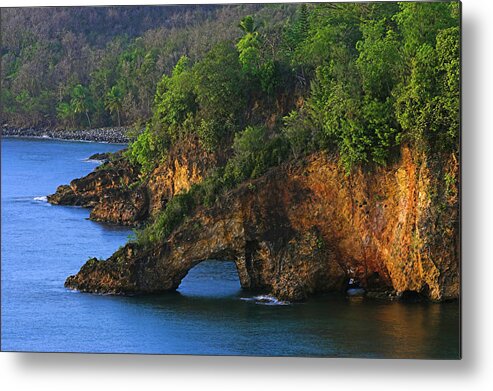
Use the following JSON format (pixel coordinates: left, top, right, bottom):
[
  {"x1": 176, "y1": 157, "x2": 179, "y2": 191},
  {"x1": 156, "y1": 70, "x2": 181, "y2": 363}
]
[
  {"x1": 236, "y1": 27, "x2": 262, "y2": 75},
  {"x1": 393, "y1": 2, "x2": 458, "y2": 58},
  {"x1": 236, "y1": 15, "x2": 279, "y2": 94},
  {"x1": 105, "y1": 85, "x2": 124, "y2": 126},
  {"x1": 153, "y1": 55, "x2": 197, "y2": 133},
  {"x1": 394, "y1": 3, "x2": 460, "y2": 151},
  {"x1": 239, "y1": 15, "x2": 257, "y2": 34},
  {"x1": 193, "y1": 42, "x2": 246, "y2": 127},
  {"x1": 355, "y1": 17, "x2": 402, "y2": 165},
  {"x1": 56, "y1": 101, "x2": 74, "y2": 127},
  {"x1": 224, "y1": 125, "x2": 289, "y2": 185},
  {"x1": 282, "y1": 4, "x2": 310, "y2": 68},
  {"x1": 282, "y1": 109, "x2": 319, "y2": 159},
  {"x1": 70, "y1": 84, "x2": 93, "y2": 127}
]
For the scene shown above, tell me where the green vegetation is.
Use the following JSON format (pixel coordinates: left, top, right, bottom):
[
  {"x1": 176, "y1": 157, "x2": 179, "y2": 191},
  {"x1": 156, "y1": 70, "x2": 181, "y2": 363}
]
[
  {"x1": 2, "y1": 3, "x2": 460, "y2": 246},
  {"x1": 224, "y1": 126, "x2": 289, "y2": 184},
  {"x1": 133, "y1": 191, "x2": 196, "y2": 246},
  {"x1": 1, "y1": 4, "x2": 295, "y2": 128}
]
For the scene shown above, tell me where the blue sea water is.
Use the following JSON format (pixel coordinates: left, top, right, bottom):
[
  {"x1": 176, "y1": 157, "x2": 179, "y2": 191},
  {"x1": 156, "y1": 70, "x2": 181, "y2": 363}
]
[{"x1": 1, "y1": 138, "x2": 460, "y2": 358}]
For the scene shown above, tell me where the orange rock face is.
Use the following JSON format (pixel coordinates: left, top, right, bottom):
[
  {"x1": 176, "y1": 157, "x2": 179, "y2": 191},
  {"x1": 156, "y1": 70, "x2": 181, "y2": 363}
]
[
  {"x1": 65, "y1": 146, "x2": 459, "y2": 302},
  {"x1": 48, "y1": 136, "x2": 219, "y2": 226},
  {"x1": 146, "y1": 136, "x2": 221, "y2": 216}
]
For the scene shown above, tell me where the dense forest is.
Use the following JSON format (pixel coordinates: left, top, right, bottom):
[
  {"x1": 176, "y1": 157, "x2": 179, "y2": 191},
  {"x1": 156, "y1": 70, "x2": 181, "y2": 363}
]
[
  {"x1": 2, "y1": 2, "x2": 460, "y2": 246},
  {"x1": 1, "y1": 4, "x2": 294, "y2": 128}
]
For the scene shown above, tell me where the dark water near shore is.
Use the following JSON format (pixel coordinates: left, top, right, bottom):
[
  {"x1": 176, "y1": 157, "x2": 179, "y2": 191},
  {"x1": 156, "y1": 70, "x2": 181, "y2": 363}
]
[{"x1": 1, "y1": 138, "x2": 460, "y2": 358}]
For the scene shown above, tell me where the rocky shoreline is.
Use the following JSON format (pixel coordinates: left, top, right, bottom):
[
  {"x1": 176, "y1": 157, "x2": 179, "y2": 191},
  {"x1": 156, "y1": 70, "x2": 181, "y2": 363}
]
[
  {"x1": 1, "y1": 126, "x2": 130, "y2": 144},
  {"x1": 55, "y1": 140, "x2": 459, "y2": 302}
]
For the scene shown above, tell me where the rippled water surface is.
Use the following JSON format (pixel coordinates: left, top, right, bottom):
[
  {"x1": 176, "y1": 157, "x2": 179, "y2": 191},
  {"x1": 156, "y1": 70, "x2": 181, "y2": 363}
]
[{"x1": 1, "y1": 138, "x2": 460, "y2": 358}]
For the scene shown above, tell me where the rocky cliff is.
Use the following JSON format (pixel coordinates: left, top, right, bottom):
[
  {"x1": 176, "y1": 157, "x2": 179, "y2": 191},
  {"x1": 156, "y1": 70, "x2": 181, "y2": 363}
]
[
  {"x1": 48, "y1": 136, "x2": 219, "y2": 225},
  {"x1": 65, "y1": 146, "x2": 460, "y2": 302}
]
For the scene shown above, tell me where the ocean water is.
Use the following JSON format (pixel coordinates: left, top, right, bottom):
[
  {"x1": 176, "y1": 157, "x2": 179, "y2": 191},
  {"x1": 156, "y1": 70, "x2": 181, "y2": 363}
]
[{"x1": 0, "y1": 138, "x2": 460, "y2": 358}]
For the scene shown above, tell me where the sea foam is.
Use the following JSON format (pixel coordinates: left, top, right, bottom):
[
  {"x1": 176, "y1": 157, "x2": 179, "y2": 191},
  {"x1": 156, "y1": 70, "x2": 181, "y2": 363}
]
[
  {"x1": 83, "y1": 158, "x2": 104, "y2": 164},
  {"x1": 241, "y1": 294, "x2": 291, "y2": 306}
]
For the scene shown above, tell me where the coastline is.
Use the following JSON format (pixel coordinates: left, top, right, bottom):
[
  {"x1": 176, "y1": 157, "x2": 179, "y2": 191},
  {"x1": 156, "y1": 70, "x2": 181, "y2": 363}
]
[{"x1": 1, "y1": 126, "x2": 130, "y2": 144}]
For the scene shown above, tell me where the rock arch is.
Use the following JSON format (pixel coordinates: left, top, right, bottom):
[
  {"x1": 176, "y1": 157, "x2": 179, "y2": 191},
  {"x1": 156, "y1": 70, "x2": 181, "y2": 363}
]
[{"x1": 65, "y1": 150, "x2": 460, "y2": 302}]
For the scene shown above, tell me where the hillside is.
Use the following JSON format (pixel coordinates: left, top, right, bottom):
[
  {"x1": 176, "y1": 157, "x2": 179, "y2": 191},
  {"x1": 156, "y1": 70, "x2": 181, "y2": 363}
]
[{"x1": 1, "y1": 4, "x2": 294, "y2": 127}]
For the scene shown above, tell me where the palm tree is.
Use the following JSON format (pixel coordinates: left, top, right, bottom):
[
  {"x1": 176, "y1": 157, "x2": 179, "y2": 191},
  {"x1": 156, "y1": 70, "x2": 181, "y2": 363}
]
[
  {"x1": 105, "y1": 85, "x2": 124, "y2": 127},
  {"x1": 239, "y1": 15, "x2": 257, "y2": 34},
  {"x1": 70, "y1": 84, "x2": 92, "y2": 128},
  {"x1": 56, "y1": 101, "x2": 74, "y2": 127}
]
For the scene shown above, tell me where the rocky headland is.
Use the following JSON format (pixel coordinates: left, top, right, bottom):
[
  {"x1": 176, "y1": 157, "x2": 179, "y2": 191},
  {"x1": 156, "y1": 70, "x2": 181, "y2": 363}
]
[
  {"x1": 54, "y1": 141, "x2": 460, "y2": 302},
  {"x1": 48, "y1": 136, "x2": 221, "y2": 226}
]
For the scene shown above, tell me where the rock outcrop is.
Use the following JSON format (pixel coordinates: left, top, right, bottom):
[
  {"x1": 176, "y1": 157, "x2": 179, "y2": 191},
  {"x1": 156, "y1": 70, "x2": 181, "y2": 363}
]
[
  {"x1": 47, "y1": 156, "x2": 145, "y2": 225},
  {"x1": 48, "y1": 136, "x2": 219, "y2": 226},
  {"x1": 145, "y1": 136, "x2": 222, "y2": 216},
  {"x1": 87, "y1": 152, "x2": 112, "y2": 162},
  {"x1": 65, "y1": 146, "x2": 460, "y2": 302}
]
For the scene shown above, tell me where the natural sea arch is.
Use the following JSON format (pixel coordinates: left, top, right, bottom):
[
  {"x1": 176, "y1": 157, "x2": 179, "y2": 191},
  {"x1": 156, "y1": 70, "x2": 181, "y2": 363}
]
[{"x1": 177, "y1": 259, "x2": 242, "y2": 297}]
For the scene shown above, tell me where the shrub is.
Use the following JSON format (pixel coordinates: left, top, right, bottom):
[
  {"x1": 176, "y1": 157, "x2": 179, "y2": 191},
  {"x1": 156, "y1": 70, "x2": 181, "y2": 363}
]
[
  {"x1": 282, "y1": 109, "x2": 321, "y2": 159},
  {"x1": 133, "y1": 191, "x2": 195, "y2": 246},
  {"x1": 196, "y1": 118, "x2": 224, "y2": 152},
  {"x1": 224, "y1": 126, "x2": 289, "y2": 184},
  {"x1": 126, "y1": 123, "x2": 170, "y2": 174}
]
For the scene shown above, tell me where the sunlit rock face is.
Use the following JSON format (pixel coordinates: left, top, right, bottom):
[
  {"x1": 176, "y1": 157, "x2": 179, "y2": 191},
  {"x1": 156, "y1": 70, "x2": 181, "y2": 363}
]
[
  {"x1": 48, "y1": 136, "x2": 220, "y2": 226},
  {"x1": 65, "y1": 145, "x2": 459, "y2": 302},
  {"x1": 145, "y1": 135, "x2": 222, "y2": 217}
]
